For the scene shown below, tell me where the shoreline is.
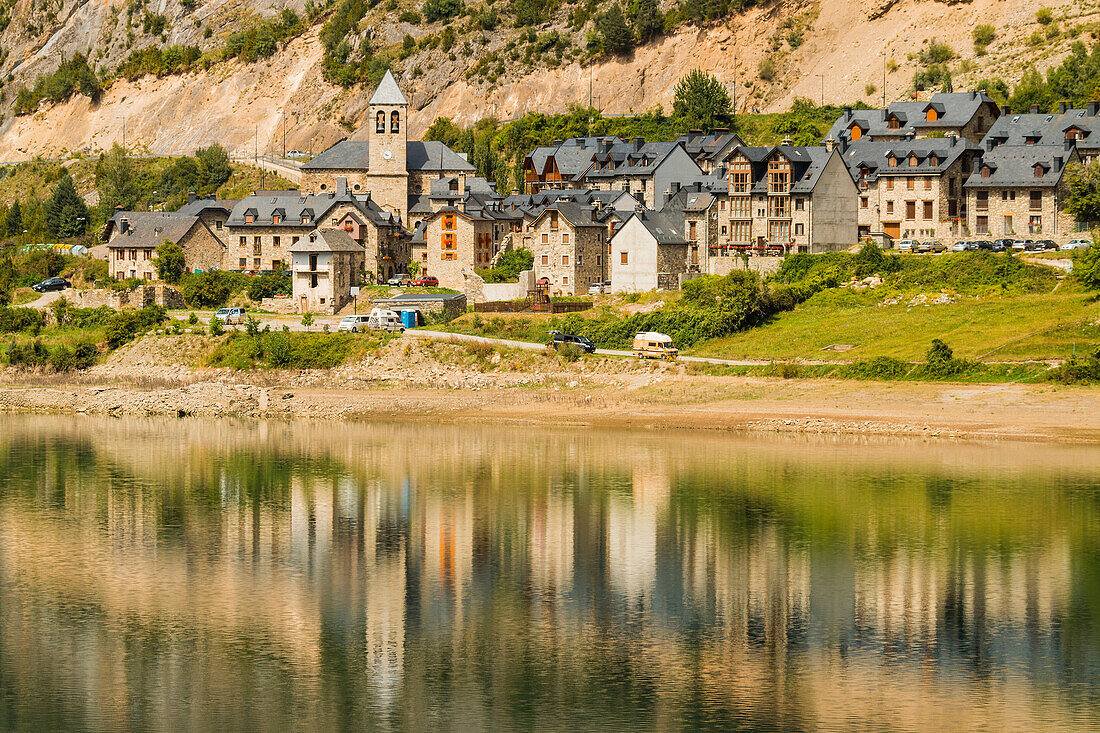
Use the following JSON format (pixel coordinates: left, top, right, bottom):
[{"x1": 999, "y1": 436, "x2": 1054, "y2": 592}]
[{"x1": 2, "y1": 374, "x2": 1098, "y2": 444}]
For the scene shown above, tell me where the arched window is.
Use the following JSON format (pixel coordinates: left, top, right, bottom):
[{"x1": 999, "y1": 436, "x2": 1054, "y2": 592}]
[
  {"x1": 376, "y1": 111, "x2": 385, "y2": 133},
  {"x1": 390, "y1": 110, "x2": 400, "y2": 134}
]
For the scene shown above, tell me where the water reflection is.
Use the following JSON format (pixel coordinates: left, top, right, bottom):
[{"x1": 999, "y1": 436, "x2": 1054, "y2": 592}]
[{"x1": 0, "y1": 415, "x2": 1098, "y2": 732}]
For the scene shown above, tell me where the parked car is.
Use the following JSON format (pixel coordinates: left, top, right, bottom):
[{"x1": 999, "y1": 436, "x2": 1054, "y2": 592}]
[
  {"x1": 632, "y1": 331, "x2": 678, "y2": 361},
  {"x1": 896, "y1": 239, "x2": 917, "y2": 253},
  {"x1": 386, "y1": 273, "x2": 411, "y2": 286},
  {"x1": 31, "y1": 276, "x2": 70, "y2": 292},
  {"x1": 1012, "y1": 239, "x2": 1030, "y2": 251},
  {"x1": 213, "y1": 307, "x2": 246, "y2": 324},
  {"x1": 550, "y1": 331, "x2": 596, "y2": 353},
  {"x1": 950, "y1": 241, "x2": 969, "y2": 252},
  {"x1": 366, "y1": 308, "x2": 404, "y2": 332},
  {"x1": 926, "y1": 240, "x2": 946, "y2": 253},
  {"x1": 1034, "y1": 239, "x2": 1057, "y2": 251},
  {"x1": 411, "y1": 275, "x2": 439, "y2": 287},
  {"x1": 973, "y1": 240, "x2": 992, "y2": 251},
  {"x1": 1062, "y1": 238, "x2": 1093, "y2": 250},
  {"x1": 992, "y1": 238, "x2": 1014, "y2": 252},
  {"x1": 587, "y1": 282, "x2": 605, "y2": 295},
  {"x1": 337, "y1": 314, "x2": 372, "y2": 333}
]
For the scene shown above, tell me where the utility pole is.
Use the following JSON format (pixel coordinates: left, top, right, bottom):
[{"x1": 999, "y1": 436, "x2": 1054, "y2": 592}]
[
  {"x1": 883, "y1": 51, "x2": 887, "y2": 108},
  {"x1": 732, "y1": 56, "x2": 737, "y2": 118},
  {"x1": 282, "y1": 111, "x2": 286, "y2": 159}
]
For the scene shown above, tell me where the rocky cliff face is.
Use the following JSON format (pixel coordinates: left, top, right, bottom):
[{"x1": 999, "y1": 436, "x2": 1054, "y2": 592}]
[{"x1": 0, "y1": 0, "x2": 1089, "y2": 160}]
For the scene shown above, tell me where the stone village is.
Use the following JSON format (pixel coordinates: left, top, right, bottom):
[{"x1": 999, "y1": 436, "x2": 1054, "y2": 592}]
[{"x1": 104, "y1": 71, "x2": 1100, "y2": 314}]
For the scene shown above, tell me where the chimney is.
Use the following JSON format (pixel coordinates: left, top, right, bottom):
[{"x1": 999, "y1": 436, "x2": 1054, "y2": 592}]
[
  {"x1": 551, "y1": 139, "x2": 563, "y2": 146},
  {"x1": 120, "y1": 217, "x2": 130, "y2": 234},
  {"x1": 1054, "y1": 156, "x2": 1063, "y2": 170},
  {"x1": 1001, "y1": 104, "x2": 1010, "y2": 115},
  {"x1": 1065, "y1": 138, "x2": 1076, "y2": 151},
  {"x1": 824, "y1": 137, "x2": 837, "y2": 152},
  {"x1": 1089, "y1": 101, "x2": 1100, "y2": 116},
  {"x1": 839, "y1": 134, "x2": 849, "y2": 153},
  {"x1": 336, "y1": 177, "x2": 347, "y2": 196},
  {"x1": 947, "y1": 131, "x2": 958, "y2": 147},
  {"x1": 187, "y1": 192, "x2": 197, "y2": 203},
  {"x1": 633, "y1": 136, "x2": 644, "y2": 150},
  {"x1": 711, "y1": 127, "x2": 729, "y2": 136},
  {"x1": 844, "y1": 106, "x2": 852, "y2": 121},
  {"x1": 781, "y1": 135, "x2": 793, "y2": 146},
  {"x1": 671, "y1": 182, "x2": 681, "y2": 194},
  {"x1": 1030, "y1": 104, "x2": 1040, "y2": 113},
  {"x1": 986, "y1": 138, "x2": 995, "y2": 151},
  {"x1": 1059, "y1": 101, "x2": 1068, "y2": 114},
  {"x1": 601, "y1": 138, "x2": 613, "y2": 154}
]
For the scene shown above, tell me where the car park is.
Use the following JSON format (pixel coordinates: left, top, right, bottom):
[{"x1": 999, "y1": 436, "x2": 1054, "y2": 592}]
[
  {"x1": 550, "y1": 331, "x2": 596, "y2": 353},
  {"x1": 992, "y1": 239, "x2": 1014, "y2": 252},
  {"x1": 966, "y1": 241, "x2": 982, "y2": 251},
  {"x1": 213, "y1": 307, "x2": 246, "y2": 324},
  {"x1": 411, "y1": 275, "x2": 439, "y2": 287},
  {"x1": 337, "y1": 314, "x2": 372, "y2": 333},
  {"x1": 31, "y1": 276, "x2": 70, "y2": 292},
  {"x1": 1062, "y1": 238, "x2": 1093, "y2": 250},
  {"x1": 926, "y1": 240, "x2": 946, "y2": 253},
  {"x1": 950, "y1": 241, "x2": 969, "y2": 252},
  {"x1": 896, "y1": 239, "x2": 917, "y2": 253}
]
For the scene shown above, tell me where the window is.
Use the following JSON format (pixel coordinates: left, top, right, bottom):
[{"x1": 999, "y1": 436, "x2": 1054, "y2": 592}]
[
  {"x1": 1034, "y1": 165, "x2": 1044, "y2": 178},
  {"x1": 273, "y1": 236, "x2": 280, "y2": 247},
  {"x1": 1029, "y1": 215, "x2": 1042, "y2": 234},
  {"x1": 767, "y1": 220, "x2": 790, "y2": 242},
  {"x1": 794, "y1": 222, "x2": 804, "y2": 236},
  {"x1": 541, "y1": 233, "x2": 549, "y2": 244},
  {"x1": 730, "y1": 221, "x2": 751, "y2": 243},
  {"x1": 253, "y1": 258, "x2": 261, "y2": 268},
  {"x1": 272, "y1": 260, "x2": 282, "y2": 271},
  {"x1": 909, "y1": 155, "x2": 918, "y2": 166},
  {"x1": 577, "y1": 254, "x2": 583, "y2": 266},
  {"x1": 239, "y1": 236, "x2": 246, "y2": 246},
  {"x1": 888, "y1": 155, "x2": 898, "y2": 167},
  {"x1": 550, "y1": 211, "x2": 559, "y2": 229},
  {"x1": 976, "y1": 191, "x2": 988, "y2": 211},
  {"x1": 768, "y1": 159, "x2": 790, "y2": 194},
  {"x1": 981, "y1": 166, "x2": 991, "y2": 178},
  {"x1": 886, "y1": 201, "x2": 894, "y2": 214},
  {"x1": 860, "y1": 197, "x2": 868, "y2": 209},
  {"x1": 730, "y1": 196, "x2": 751, "y2": 217},
  {"x1": 1030, "y1": 190, "x2": 1042, "y2": 210},
  {"x1": 562, "y1": 255, "x2": 569, "y2": 266},
  {"x1": 689, "y1": 221, "x2": 697, "y2": 240},
  {"x1": 292, "y1": 236, "x2": 300, "y2": 244},
  {"x1": 923, "y1": 201, "x2": 933, "y2": 220},
  {"x1": 596, "y1": 255, "x2": 602, "y2": 266},
  {"x1": 442, "y1": 232, "x2": 456, "y2": 251},
  {"x1": 730, "y1": 160, "x2": 751, "y2": 193},
  {"x1": 620, "y1": 252, "x2": 628, "y2": 264},
  {"x1": 888, "y1": 118, "x2": 900, "y2": 130},
  {"x1": 976, "y1": 215, "x2": 989, "y2": 234},
  {"x1": 924, "y1": 178, "x2": 932, "y2": 190},
  {"x1": 926, "y1": 108, "x2": 938, "y2": 121},
  {"x1": 886, "y1": 179, "x2": 895, "y2": 191},
  {"x1": 720, "y1": 225, "x2": 727, "y2": 236},
  {"x1": 1003, "y1": 215, "x2": 1013, "y2": 234},
  {"x1": 376, "y1": 111, "x2": 385, "y2": 133},
  {"x1": 562, "y1": 276, "x2": 569, "y2": 285},
  {"x1": 239, "y1": 258, "x2": 247, "y2": 268},
  {"x1": 907, "y1": 178, "x2": 914, "y2": 190},
  {"x1": 244, "y1": 214, "x2": 254, "y2": 224},
  {"x1": 541, "y1": 254, "x2": 549, "y2": 265},
  {"x1": 768, "y1": 197, "x2": 790, "y2": 218},
  {"x1": 391, "y1": 110, "x2": 400, "y2": 133},
  {"x1": 905, "y1": 201, "x2": 916, "y2": 220},
  {"x1": 254, "y1": 236, "x2": 261, "y2": 245},
  {"x1": 215, "y1": 221, "x2": 223, "y2": 230},
  {"x1": 443, "y1": 214, "x2": 456, "y2": 230},
  {"x1": 273, "y1": 214, "x2": 281, "y2": 224},
  {"x1": 562, "y1": 232, "x2": 570, "y2": 244},
  {"x1": 794, "y1": 198, "x2": 804, "y2": 211}
]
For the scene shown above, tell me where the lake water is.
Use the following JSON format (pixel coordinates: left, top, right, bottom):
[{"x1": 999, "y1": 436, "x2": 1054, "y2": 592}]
[{"x1": 0, "y1": 415, "x2": 1098, "y2": 732}]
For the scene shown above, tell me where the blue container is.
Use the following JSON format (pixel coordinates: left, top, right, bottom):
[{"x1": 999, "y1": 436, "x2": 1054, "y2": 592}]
[{"x1": 400, "y1": 310, "x2": 419, "y2": 328}]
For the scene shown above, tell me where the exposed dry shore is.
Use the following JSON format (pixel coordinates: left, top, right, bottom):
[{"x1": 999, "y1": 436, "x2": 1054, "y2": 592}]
[{"x1": 0, "y1": 335, "x2": 1097, "y2": 443}]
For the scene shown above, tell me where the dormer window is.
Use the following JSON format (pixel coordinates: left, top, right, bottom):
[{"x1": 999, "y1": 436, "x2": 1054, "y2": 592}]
[
  {"x1": 449, "y1": 179, "x2": 459, "y2": 191},
  {"x1": 1067, "y1": 128, "x2": 1083, "y2": 140},
  {"x1": 926, "y1": 108, "x2": 938, "y2": 122},
  {"x1": 245, "y1": 214, "x2": 254, "y2": 224},
  {"x1": 888, "y1": 155, "x2": 897, "y2": 167},
  {"x1": 929, "y1": 155, "x2": 938, "y2": 167},
  {"x1": 850, "y1": 125, "x2": 863, "y2": 141},
  {"x1": 273, "y1": 214, "x2": 281, "y2": 224},
  {"x1": 887, "y1": 117, "x2": 900, "y2": 130},
  {"x1": 909, "y1": 155, "x2": 918, "y2": 166},
  {"x1": 301, "y1": 216, "x2": 310, "y2": 225},
  {"x1": 981, "y1": 166, "x2": 991, "y2": 178},
  {"x1": 1034, "y1": 165, "x2": 1044, "y2": 178},
  {"x1": 376, "y1": 111, "x2": 385, "y2": 133}
]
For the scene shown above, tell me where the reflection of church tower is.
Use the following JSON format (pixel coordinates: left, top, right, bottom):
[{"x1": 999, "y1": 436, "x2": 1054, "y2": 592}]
[{"x1": 367, "y1": 70, "x2": 410, "y2": 223}]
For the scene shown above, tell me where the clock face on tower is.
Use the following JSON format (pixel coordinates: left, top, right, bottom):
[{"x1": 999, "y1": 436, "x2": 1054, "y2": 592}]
[{"x1": 382, "y1": 149, "x2": 392, "y2": 160}]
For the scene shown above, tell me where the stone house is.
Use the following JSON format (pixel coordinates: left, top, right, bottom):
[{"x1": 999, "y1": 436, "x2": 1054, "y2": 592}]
[
  {"x1": 225, "y1": 180, "x2": 409, "y2": 281},
  {"x1": 104, "y1": 211, "x2": 224, "y2": 280},
  {"x1": 675, "y1": 129, "x2": 745, "y2": 174},
  {"x1": 581, "y1": 138, "x2": 703, "y2": 208},
  {"x1": 841, "y1": 133, "x2": 982, "y2": 240},
  {"x1": 419, "y1": 204, "x2": 520, "y2": 290},
  {"x1": 717, "y1": 144, "x2": 857, "y2": 254},
  {"x1": 175, "y1": 194, "x2": 237, "y2": 246},
  {"x1": 523, "y1": 202, "x2": 609, "y2": 296},
  {"x1": 825, "y1": 91, "x2": 1000, "y2": 145},
  {"x1": 608, "y1": 210, "x2": 690, "y2": 293},
  {"x1": 980, "y1": 101, "x2": 1100, "y2": 164},
  {"x1": 289, "y1": 228, "x2": 364, "y2": 314},
  {"x1": 299, "y1": 71, "x2": 475, "y2": 226},
  {"x1": 963, "y1": 144, "x2": 1081, "y2": 239},
  {"x1": 523, "y1": 137, "x2": 615, "y2": 193},
  {"x1": 661, "y1": 181, "x2": 725, "y2": 275}
]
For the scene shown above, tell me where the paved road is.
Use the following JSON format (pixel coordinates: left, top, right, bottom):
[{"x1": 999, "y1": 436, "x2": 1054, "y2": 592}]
[{"x1": 406, "y1": 329, "x2": 780, "y2": 366}]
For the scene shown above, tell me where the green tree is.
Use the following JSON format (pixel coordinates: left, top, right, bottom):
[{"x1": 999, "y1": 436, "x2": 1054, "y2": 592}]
[
  {"x1": 1074, "y1": 243, "x2": 1100, "y2": 290},
  {"x1": 301, "y1": 312, "x2": 314, "y2": 331},
  {"x1": 6, "y1": 200, "x2": 22, "y2": 239},
  {"x1": 154, "y1": 240, "x2": 187, "y2": 283},
  {"x1": 95, "y1": 144, "x2": 139, "y2": 218},
  {"x1": 44, "y1": 174, "x2": 89, "y2": 238},
  {"x1": 1063, "y1": 160, "x2": 1100, "y2": 224},
  {"x1": 195, "y1": 143, "x2": 232, "y2": 191},
  {"x1": 0, "y1": 257, "x2": 15, "y2": 306},
  {"x1": 631, "y1": 0, "x2": 662, "y2": 43},
  {"x1": 596, "y1": 4, "x2": 634, "y2": 55},
  {"x1": 672, "y1": 69, "x2": 732, "y2": 131},
  {"x1": 422, "y1": 0, "x2": 461, "y2": 22}
]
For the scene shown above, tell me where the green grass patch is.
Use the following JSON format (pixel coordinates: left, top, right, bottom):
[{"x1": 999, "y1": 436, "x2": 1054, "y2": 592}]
[{"x1": 203, "y1": 331, "x2": 395, "y2": 369}]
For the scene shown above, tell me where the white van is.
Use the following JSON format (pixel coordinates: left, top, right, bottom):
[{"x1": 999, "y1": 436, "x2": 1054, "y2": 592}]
[
  {"x1": 632, "y1": 332, "x2": 678, "y2": 360},
  {"x1": 366, "y1": 308, "x2": 404, "y2": 332}
]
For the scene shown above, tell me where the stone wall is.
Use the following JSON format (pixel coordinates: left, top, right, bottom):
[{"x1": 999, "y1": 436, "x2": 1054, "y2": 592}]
[
  {"x1": 72, "y1": 284, "x2": 185, "y2": 309},
  {"x1": 706, "y1": 255, "x2": 784, "y2": 277}
]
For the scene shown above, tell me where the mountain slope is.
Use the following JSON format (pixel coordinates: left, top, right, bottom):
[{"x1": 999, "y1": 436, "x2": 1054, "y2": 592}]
[{"x1": 0, "y1": 0, "x2": 1091, "y2": 160}]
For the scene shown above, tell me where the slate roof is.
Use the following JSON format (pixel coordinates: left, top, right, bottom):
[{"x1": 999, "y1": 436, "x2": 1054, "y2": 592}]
[
  {"x1": 289, "y1": 228, "x2": 364, "y2": 253},
  {"x1": 584, "y1": 140, "x2": 689, "y2": 178},
  {"x1": 531, "y1": 201, "x2": 608, "y2": 228},
  {"x1": 226, "y1": 190, "x2": 397, "y2": 228},
  {"x1": 824, "y1": 91, "x2": 998, "y2": 142},
  {"x1": 301, "y1": 140, "x2": 475, "y2": 172},
  {"x1": 963, "y1": 144, "x2": 1075, "y2": 188},
  {"x1": 619, "y1": 210, "x2": 689, "y2": 245},
  {"x1": 981, "y1": 106, "x2": 1100, "y2": 152},
  {"x1": 724, "y1": 145, "x2": 839, "y2": 194},
  {"x1": 369, "y1": 70, "x2": 408, "y2": 106},
  {"x1": 429, "y1": 175, "x2": 496, "y2": 198},
  {"x1": 525, "y1": 137, "x2": 619, "y2": 182},
  {"x1": 104, "y1": 211, "x2": 204, "y2": 248},
  {"x1": 841, "y1": 137, "x2": 980, "y2": 181},
  {"x1": 176, "y1": 195, "x2": 237, "y2": 217},
  {"x1": 675, "y1": 131, "x2": 744, "y2": 165}
]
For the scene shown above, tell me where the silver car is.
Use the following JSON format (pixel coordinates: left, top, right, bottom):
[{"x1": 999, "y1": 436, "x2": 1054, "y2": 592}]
[
  {"x1": 337, "y1": 315, "x2": 372, "y2": 333},
  {"x1": 213, "y1": 307, "x2": 246, "y2": 324}
]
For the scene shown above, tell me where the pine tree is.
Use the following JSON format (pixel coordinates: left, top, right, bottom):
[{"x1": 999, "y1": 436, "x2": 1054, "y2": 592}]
[
  {"x1": 672, "y1": 69, "x2": 733, "y2": 131},
  {"x1": 597, "y1": 4, "x2": 634, "y2": 55},
  {"x1": 631, "y1": 0, "x2": 663, "y2": 44},
  {"x1": 7, "y1": 199, "x2": 22, "y2": 239},
  {"x1": 45, "y1": 174, "x2": 89, "y2": 238}
]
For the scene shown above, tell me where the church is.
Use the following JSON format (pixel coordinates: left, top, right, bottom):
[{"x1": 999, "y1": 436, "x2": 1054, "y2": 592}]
[{"x1": 299, "y1": 71, "x2": 476, "y2": 227}]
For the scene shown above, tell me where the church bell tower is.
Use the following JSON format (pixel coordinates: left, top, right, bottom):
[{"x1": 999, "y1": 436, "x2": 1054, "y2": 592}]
[{"x1": 367, "y1": 70, "x2": 409, "y2": 222}]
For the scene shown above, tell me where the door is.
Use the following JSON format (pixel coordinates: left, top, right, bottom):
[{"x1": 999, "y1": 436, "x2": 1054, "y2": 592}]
[
  {"x1": 299, "y1": 295, "x2": 307, "y2": 314},
  {"x1": 884, "y1": 222, "x2": 901, "y2": 239}
]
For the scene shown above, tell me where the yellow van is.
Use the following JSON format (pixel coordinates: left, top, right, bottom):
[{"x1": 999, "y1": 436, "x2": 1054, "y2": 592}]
[{"x1": 632, "y1": 332, "x2": 678, "y2": 361}]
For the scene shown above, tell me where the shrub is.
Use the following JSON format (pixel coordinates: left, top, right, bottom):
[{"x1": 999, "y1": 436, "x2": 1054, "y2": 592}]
[
  {"x1": 209, "y1": 317, "x2": 224, "y2": 336},
  {"x1": 0, "y1": 306, "x2": 45, "y2": 333},
  {"x1": 758, "y1": 57, "x2": 777, "y2": 82},
  {"x1": 1036, "y1": 8, "x2": 1053, "y2": 25},
  {"x1": 919, "y1": 39, "x2": 955, "y2": 65},
  {"x1": 466, "y1": 340, "x2": 493, "y2": 359},
  {"x1": 973, "y1": 24, "x2": 995, "y2": 48},
  {"x1": 556, "y1": 342, "x2": 583, "y2": 362},
  {"x1": 105, "y1": 305, "x2": 167, "y2": 348},
  {"x1": 423, "y1": 0, "x2": 462, "y2": 22},
  {"x1": 838, "y1": 357, "x2": 912, "y2": 380}
]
